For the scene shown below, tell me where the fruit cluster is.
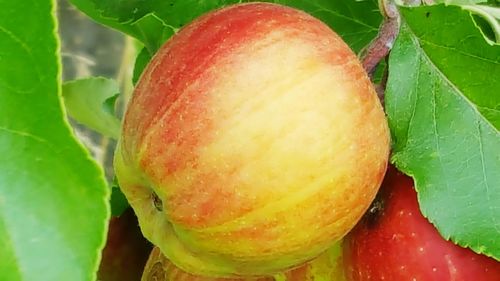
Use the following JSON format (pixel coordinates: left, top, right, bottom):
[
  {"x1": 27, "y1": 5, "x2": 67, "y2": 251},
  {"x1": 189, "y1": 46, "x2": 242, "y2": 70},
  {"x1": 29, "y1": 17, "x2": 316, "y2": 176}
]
[{"x1": 113, "y1": 3, "x2": 499, "y2": 281}]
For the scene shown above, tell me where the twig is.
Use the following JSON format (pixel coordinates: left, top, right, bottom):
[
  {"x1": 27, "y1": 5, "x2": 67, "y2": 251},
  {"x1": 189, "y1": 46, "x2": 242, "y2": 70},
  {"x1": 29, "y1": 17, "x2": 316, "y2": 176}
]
[{"x1": 361, "y1": 0, "x2": 401, "y2": 78}]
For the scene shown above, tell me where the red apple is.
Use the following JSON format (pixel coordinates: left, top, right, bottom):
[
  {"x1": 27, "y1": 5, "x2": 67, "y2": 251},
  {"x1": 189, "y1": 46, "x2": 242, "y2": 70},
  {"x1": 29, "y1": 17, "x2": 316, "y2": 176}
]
[
  {"x1": 115, "y1": 2, "x2": 389, "y2": 277},
  {"x1": 343, "y1": 166, "x2": 500, "y2": 281}
]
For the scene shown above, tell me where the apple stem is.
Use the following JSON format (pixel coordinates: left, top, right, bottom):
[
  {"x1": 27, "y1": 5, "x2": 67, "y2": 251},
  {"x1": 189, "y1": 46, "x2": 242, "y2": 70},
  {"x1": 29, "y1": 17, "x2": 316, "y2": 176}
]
[
  {"x1": 374, "y1": 57, "x2": 389, "y2": 104},
  {"x1": 361, "y1": 0, "x2": 400, "y2": 78}
]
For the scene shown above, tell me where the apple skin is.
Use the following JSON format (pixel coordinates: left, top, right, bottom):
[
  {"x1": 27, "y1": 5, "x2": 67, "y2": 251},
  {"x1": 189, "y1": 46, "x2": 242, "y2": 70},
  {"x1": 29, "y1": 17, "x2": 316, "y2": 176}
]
[
  {"x1": 98, "y1": 208, "x2": 153, "y2": 281},
  {"x1": 282, "y1": 243, "x2": 346, "y2": 281},
  {"x1": 141, "y1": 244, "x2": 346, "y2": 281},
  {"x1": 115, "y1": 2, "x2": 389, "y2": 277},
  {"x1": 141, "y1": 247, "x2": 273, "y2": 281},
  {"x1": 343, "y1": 166, "x2": 500, "y2": 281}
]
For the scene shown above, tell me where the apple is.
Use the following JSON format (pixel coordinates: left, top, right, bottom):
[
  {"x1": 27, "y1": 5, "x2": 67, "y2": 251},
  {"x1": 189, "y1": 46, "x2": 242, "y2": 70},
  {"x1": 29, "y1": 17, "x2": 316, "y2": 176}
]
[
  {"x1": 141, "y1": 244, "x2": 346, "y2": 281},
  {"x1": 98, "y1": 208, "x2": 153, "y2": 281},
  {"x1": 282, "y1": 243, "x2": 346, "y2": 281},
  {"x1": 343, "y1": 166, "x2": 500, "y2": 281},
  {"x1": 115, "y1": 2, "x2": 389, "y2": 277},
  {"x1": 141, "y1": 247, "x2": 273, "y2": 281}
]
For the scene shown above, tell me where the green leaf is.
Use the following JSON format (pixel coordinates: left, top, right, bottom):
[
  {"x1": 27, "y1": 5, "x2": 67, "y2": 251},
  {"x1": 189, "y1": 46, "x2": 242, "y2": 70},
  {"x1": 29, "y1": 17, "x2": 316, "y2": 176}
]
[
  {"x1": 463, "y1": 5, "x2": 500, "y2": 44},
  {"x1": 67, "y1": 0, "x2": 140, "y2": 37},
  {"x1": 133, "y1": 47, "x2": 152, "y2": 85},
  {"x1": 71, "y1": 0, "x2": 382, "y2": 55},
  {"x1": 386, "y1": 5, "x2": 500, "y2": 259},
  {"x1": 0, "y1": 1, "x2": 110, "y2": 280},
  {"x1": 103, "y1": 94, "x2": 120, "y2": 117},
  {"x1": 62, "y1": 77, "x2": 121, "y2": 139},
  {"x1": 276, "y1": 0, "x2": 383, "y2": 53},
  {"x1": 110, "y1": 184, "x2": 130, "y2": 217},
  {"x1": 129, "y1": 13, "x2": 176, "y2": 53},
  {"x1": 109, "y1": 177, "x2": 129, "y2": 217},
  {"x1": 68, "y1": 0, "x2": 175, "y2": 53},
  {"x1": 95, "y1": 0, "x2": 159, "y2": 23}
]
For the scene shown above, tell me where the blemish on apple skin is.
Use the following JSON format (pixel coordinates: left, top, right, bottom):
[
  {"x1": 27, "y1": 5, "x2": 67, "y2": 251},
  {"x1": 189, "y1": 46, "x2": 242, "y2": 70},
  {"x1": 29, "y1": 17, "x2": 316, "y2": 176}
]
[
  {"x1": 445, "y1": 254, "x2": 459, "y2": 279},
  {"x1": 152, "y1": 192, "x2": 163, "y2": 211},
  {"x1": 365, "y1": 196, "x2": 385, "y2": 228}
]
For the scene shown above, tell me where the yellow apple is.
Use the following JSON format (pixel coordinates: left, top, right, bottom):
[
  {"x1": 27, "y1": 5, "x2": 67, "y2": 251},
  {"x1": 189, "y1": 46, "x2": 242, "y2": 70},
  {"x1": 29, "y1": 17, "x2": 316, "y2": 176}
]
[
  {"x1": 141, "y1": 247, "x2": 273, "y2": 281},
  {"x1": 115, "y1": 2, "x2": 389, "y2": 277},
  {"x1": 141, "y1": 245, "x2": 346, "y2": 281},
  {"x1": 280, "y1": 243, "x2": 346, "y2": 281}
]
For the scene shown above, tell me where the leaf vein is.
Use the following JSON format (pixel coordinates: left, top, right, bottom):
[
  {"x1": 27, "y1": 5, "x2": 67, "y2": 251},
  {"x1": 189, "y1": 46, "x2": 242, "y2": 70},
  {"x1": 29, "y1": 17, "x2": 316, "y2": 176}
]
[
  {"x1": 475, "y1": 118, "x2": 500, "y2": 233},
  {"x1": 310, "y1": 7, "x2": 379, "y2": 31},
  {"x1": 0, "y1": 24, "x2": 32, "y2": 55},
  {"x1": 420, "y1": 39, "x2": 500, "y2": 65},
  {"x1": 0, "y1": 127, "x2": 49, "y2": 144},
  {"x1": 403, "y1": 21, "x2": 499, "y2": 133}
]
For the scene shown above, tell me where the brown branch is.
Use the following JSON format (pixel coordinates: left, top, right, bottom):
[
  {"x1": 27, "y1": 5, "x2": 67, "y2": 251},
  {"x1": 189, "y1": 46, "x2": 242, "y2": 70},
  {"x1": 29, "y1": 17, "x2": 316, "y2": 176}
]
[{"x1": 361, "y1": 0, "x2": 401, "y2": 78}]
